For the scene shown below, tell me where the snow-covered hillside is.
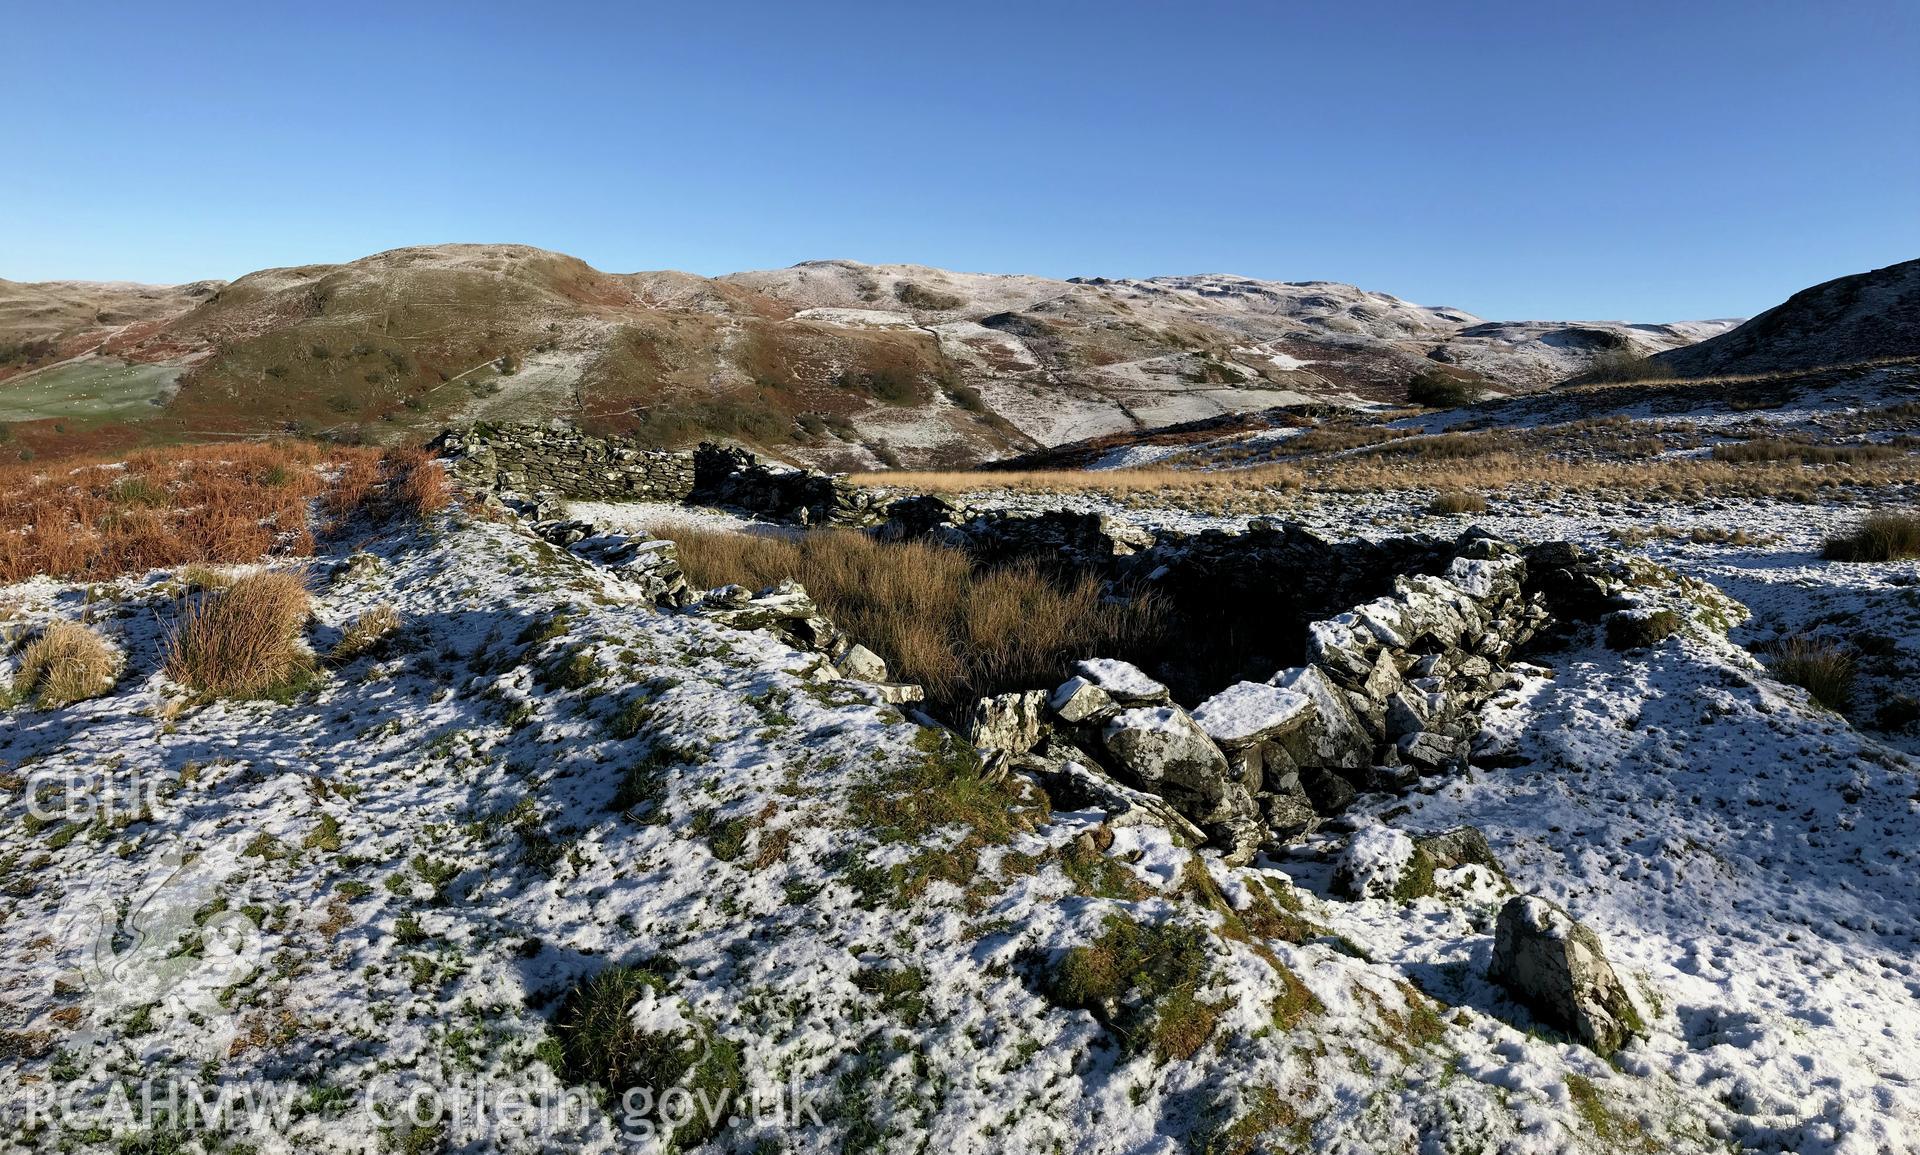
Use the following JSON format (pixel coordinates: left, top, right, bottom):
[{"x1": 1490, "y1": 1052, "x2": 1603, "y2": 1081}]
[{"x1": 0, "y1": 246, "x2": 1738, "y2": 468}]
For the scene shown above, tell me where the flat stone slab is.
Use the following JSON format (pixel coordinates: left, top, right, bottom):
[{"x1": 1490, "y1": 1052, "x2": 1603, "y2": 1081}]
[{"x1": 1191, "y1": 682, "x2": 1313, "y2": 748}]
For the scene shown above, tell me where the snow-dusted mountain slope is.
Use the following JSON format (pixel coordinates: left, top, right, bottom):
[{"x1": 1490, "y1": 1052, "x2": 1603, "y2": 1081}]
[
  {"x1": 1652, "y1": 257, "x2": 1920, "y2": 379},
  {"x1": 0, "y1": 246, "x2": 1733, "y2": 467}
]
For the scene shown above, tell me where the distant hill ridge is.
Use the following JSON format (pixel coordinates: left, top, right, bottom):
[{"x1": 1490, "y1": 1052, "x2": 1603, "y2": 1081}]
[{"x1": 0, "y1": 243, "x2": 1765, "y2": 465}]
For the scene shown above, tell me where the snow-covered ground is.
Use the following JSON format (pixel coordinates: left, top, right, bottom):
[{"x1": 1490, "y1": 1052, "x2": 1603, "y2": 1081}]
[{"x1": 3, "y1": 483, "x2": 1917, "y2": 1152}]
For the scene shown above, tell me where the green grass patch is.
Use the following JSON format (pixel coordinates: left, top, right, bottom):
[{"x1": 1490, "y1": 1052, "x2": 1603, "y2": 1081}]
[
  {"x1": 853, "y1": 965, "x2": 929, "y2": 1019},
  {"x1": 548, "y1": 960, "x2": 742, "y2": 1147},
  {"x1": 841, "y1": 726, "x2": 1046, "y2": 904},
  {"x1": 1042, "y1": 913, "x2": 1225, "y2": 1063}
]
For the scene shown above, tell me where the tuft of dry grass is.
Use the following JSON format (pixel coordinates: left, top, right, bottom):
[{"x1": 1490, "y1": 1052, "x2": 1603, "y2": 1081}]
[
  {"x1": 1822, "y1": 511, "x2": 1920, "y2": 562},
  {"x1": 330, "y1": 604, "x2": 401, "y2": 663},
  {"x1": 1427, "y1": 490, "x2": 1487, "y2": 515},
  {"x1": 12, "y1": 620, "x2": 118, "y2": 708},
  {"x1": 164, "y1": 570, "x2": 315, "y2": 699},
  {"x1": 1767, "y1": 636, "x2": 1855, "y2": 712},
  {"x1": 664, "y1": 527, "x2": 1163, "y2": 715},
  {"x1": 381, "y1": 446, "x2": 451, "y2": 519}
]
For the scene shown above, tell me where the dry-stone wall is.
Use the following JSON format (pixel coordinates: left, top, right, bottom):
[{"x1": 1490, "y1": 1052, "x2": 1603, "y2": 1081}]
[
  {"x1": 466, "y1": 429, "x2": 1738, "y2": 875},
  {"x1": 505, "y1": 457, "x2": 1685, "y2": 1051},
  {"x1": 435, "y1": 424, "x2": 888, "y2": 525},
  {"x1": 1007, "y1": 532, "x2": 1547, "y2": 863},
  {"x1": 438, "y1": 424, "x2": 697, "y2": 502}
]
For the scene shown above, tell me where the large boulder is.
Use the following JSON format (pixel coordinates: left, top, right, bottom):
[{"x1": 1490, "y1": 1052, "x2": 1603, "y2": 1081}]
[
  {"x1": 1192, "y1": 681, "x2": 1316, "y2": 796},
  {"x1": 1100, "y1": 706, "x2": 1231, "y2": 803},
  {"x1": 1099, "y1": 705, "x2": 1260, "y2": 862},
  {"x1": 1489, "y1": 896, "x2": 1646, "y2": 1054}
]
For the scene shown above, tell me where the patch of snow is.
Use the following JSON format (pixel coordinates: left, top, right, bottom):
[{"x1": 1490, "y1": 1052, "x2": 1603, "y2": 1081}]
[{"x1": 1071, "y1": 657, "x2": 1167, "y2": 701}]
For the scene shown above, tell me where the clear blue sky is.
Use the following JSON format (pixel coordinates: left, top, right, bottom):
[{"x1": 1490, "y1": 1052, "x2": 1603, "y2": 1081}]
[{"x1": 3, "y1": 1, "x2": 1915, "y2": 321}]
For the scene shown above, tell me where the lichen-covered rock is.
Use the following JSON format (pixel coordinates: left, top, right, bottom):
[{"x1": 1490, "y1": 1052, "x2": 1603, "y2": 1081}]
[
  {"x1": 964, "y1": 690, "x2": 1049, "y2": 756},
  {"x1": 1100, "y1": 706, "x2": 1230, "y2": 801},
  {"x1": 1384, "y1": 689, "x2": 1432, "y2": 740},
  {"x1": 1359, "y1": 648, "x2": 1404, "y2": 705},
  {"x1": 834, "y1": 644, "x2": 890, "y2": 683},
  {"x1": 1097, "y1": 704, "x2": 1265, "y2": 859},
  {"x1": 1525, "y1": 541, "x2": 1748, "y2": 638},
  {"x1": 1259, "y1": 785, "x2": 1317, "y2": 843},
  {"x1": 1049, "y1": 676, "x2": 1116, "y2": 725},
  {"x1": 1269, "y1": 666, "x2": 1373, "y2": 771},
  {"x1": 1490, "y1": 896, "x2": 1646, "y2": 1054},
  {"x1": 1016, "y1": 749, "x2": 1206, "y2": 845},
  {"x1": 1397, "y1": 729, "x2": 1466, "y2": 773},
  {"x1": 1188, "y1": 782, "x2": 1266, "y2": 865},
  {"x1": 871, "y1": 682, "x2": 925, "y2": 705}
]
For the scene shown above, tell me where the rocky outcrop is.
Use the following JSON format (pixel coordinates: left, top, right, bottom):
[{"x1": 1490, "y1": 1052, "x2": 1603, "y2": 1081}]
[{"x1": 1489, "y1": 896, "x2": 1645, "y2": 1054}]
